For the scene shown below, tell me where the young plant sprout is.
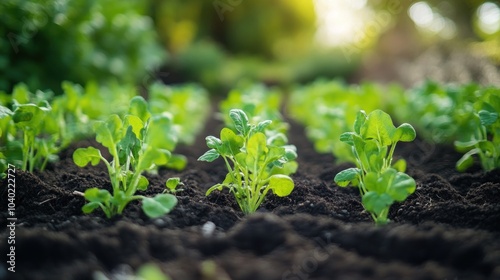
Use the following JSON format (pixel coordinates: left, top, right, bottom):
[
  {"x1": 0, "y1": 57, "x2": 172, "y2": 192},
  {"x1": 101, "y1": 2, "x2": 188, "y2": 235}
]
[
  {"x1": 198, "y1": 109, "x2": 297, "y2": 214},
  {"x1": 334, "y1": 110, "x2": 417, "y2": 225},
  {"x1": 165, "y1": 177, "x2": 184, "y2": 194},
  {"x1": 11, "y1": 101, "x2": 55, "y2": 172},
  {"x1": 455, "y1": 92, "x2": 500, "y2": 171},
  {"x1": 73, "y1": 96, "x2": 178, "y2": 218}
]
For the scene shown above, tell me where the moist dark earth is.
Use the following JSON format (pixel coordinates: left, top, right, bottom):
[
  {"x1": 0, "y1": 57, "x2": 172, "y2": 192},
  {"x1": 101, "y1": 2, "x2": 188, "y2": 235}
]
[{"x1": 1, "y1": 105, "x2": 500, "y2": 280}]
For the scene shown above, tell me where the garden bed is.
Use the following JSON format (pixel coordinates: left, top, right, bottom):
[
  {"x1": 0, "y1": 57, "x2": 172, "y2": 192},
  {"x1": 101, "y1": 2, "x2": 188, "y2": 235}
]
[{"x1": 1, "y1": 107, "x2": 500, "y2": 280}]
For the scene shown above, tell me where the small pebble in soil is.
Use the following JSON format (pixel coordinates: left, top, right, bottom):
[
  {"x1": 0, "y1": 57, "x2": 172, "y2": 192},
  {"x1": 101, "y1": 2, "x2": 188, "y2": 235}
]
[
  {"x1": 202, "y1": 221, "x2": 216, "y2": 237},
  {"x1": 153, "y1": 216, "x2": 173, "y2": 228}
]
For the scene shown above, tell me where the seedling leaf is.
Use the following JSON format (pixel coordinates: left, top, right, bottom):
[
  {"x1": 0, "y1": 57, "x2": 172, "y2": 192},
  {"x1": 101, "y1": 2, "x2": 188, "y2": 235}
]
[
  {"x1": 360, "y1": 110, "x2": 396, "y2": 146},
  {"x1": 230, "y1": 109, "x2": 250, "y2": 136},
  {"x1": 198, "y1": 149, "x2": 220, "y2": 162},
  {"x1": 73, "y1": 147, "x2": 102, "y2": 167},
  {"x1": 478, "y1": 110, "x2": 498, "y2": 126},
  {"x1": 456, "y1": 148, "x2": 479, "y2": 172},
  {"x1": 142, "y1": 194, "x2": 178, "y2": 218},
  {"x1": 166, "y1": 177, "x2": 180, "y2": 191},
  {"x1": 334, "y1": 168, "x2": 361, "y2": 187},
  {"x1": 269, "y1": 174, "x2": 294, "y2": 197}
]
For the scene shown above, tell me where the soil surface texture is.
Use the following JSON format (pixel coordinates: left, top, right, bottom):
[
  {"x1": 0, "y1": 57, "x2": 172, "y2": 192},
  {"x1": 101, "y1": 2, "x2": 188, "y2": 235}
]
[{"x1": 1, "y1": 107, "x2": 500, "y2": 280}]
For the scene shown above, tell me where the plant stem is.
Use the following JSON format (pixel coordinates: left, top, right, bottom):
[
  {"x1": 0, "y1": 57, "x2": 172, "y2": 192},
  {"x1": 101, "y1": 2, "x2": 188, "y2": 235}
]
[{"x1": 22, "y1": 130, "x2": 29, "y2": 171}]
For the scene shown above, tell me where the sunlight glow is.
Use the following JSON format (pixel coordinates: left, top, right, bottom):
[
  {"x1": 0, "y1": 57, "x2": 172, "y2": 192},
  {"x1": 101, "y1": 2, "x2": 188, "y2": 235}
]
[
  {"x1": 477, "y1": 2, "x2": 500, "y2": 34},
  {"x1": 408, "y1": 1, "x2": 456, "y2": 39},
  {"x1": 314, "y1": 0, "x2": 372, "y2": 47},
  {"x1": 409, "y1": 2, "x2": 434, "y2": 27}
]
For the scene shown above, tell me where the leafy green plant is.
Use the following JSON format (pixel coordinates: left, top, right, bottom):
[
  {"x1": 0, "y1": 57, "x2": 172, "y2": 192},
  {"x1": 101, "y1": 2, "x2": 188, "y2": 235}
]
[
  {"x1": 455, "y1": 90, "x2": 500, "y2": 171},
  {"x1": 0, "y1": 83, "x2": 60, "y2": 173},
  {"x1": 220, "y1": 83, "x2": 288, "y2": 135},
  {"x1": 148, "y1": 82, "x2": 210, "y2": 145},
  {"x1": 165, "y1": 177, "x2": 184, "y2": 194},
  {"x1": 334, "y1": 110, "x2": 417, "y2": 225},
  {"x1": 289, "y1": 79, "x2": 389, "y2": 163},
  {"x1": 73, "y1": 96, "x2": 178, "y2": 218},
  {"x1": 1, "y1": 0, "x2": 165, "y2": 92},
  {"x1": 198, "y1": 109, "x2": 297, "y2": 214},
  {"x1": 11, "y1": 101, "x2": 53, "y2": 172},
  {"x1": 0, "y1": 83, "x2": 88, "y2": 173},
  {"x1": 391, "y1": 80, "x2": 481, "y2": 144}
]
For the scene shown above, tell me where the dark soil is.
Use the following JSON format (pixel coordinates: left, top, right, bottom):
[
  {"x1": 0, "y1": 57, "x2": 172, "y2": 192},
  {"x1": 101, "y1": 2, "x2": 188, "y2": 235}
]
[{"x1": 1, "y1": 107, "x2": 500, "y2": 280}]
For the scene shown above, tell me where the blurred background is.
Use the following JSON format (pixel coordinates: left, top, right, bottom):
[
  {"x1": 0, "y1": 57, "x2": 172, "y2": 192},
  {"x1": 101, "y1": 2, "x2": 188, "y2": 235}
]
[{"x1": 1, "y1": 0, "x2": 499, "y2": 94}]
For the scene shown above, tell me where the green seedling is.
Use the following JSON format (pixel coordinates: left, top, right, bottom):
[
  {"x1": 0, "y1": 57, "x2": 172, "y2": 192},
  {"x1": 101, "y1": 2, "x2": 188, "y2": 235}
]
[
  {"x1": 12, "y1": 101, "x2": 55, "y2": 172},
  {"x1": 148, "y1": 82, "x2": 210, "y2": 146},
  {"x1": 198, "y1": 109, "x2": 297, "y2": 214},
  {"x1": 289, "y1": 79, "x2": 387, "y2": 163},
  {"x1": 455, "y1": 92, "x2": 500, "y2": 171},
  {"x1": 73, "y1": 96, "x2": 178, "y2": 218},
  {"x1": 334, "y1": 110, "x2": 417, "y2": 225},
  {"x1": 0, "y1": 83, "x2": 84, "y2": 174},
  {"x1": 165, "y1": 177, "x2": 184, "y2": 194}
]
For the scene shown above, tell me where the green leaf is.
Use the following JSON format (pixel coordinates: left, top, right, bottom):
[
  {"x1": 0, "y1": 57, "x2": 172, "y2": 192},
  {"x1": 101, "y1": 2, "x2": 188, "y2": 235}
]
[
  {"x1": 247, "y1": 132, "x2": 267, "y2": 158},
  {"x1": 137, "y1": 175, "x2": 149, "y2": 191},
  {"x1": 123, "y1": 115, "x2": 144, "y2": 139},
  {"x1": 206, "y1": 136, "x2": 222, "y2": 149},
  {"x1": 166, "y1": 177, "x2": 180, "y2": 191},
  {"x1": 284, "y1": 146, "x2": 298, "y2": 162},
  {"x1": 136, "y1": 264, "x2": 170, "y2": 280},
  {"x1": 363, "y1": 171, "x2": 384, "y2": 193},
  {"x1": 82, "y1": 202, "x2": 101, "y2": 214},
  {"x1": 362, "y1": 192, "x2": 393, "y2": 218},
  {"x1": 360, "y1": 110, "x2": 396, "y2": 146},
  {"x1": 478, "y1": 110, "x2": 498, "y2": 126},
  {"x1": 198, "y1": 149, "x2": 220, "y2": 162},
  {"x1": 84, "y1": 188, "x2": 111, "y2": 203},
  {"x1": 393, "y1": 123, "x2": 416, "y2": 142},
  {"x1": 334, "y1": 168, "x2": 361, "y2": 187},
  {"x1": 268, "y1": 174, "x2": 294, "y2": 197},
  {"x1": 117, "y1": 126, "x2": 140, "y2": 165},
  {"x1": 339, "y1": 132, "x2": 355, "y2": 146},
  {"x1": 128, "y1": 96, "x2": 151, "y2": 122},
  {"x1": 388, "y1": 171, "x2": 416, "y2": 201},
  {"x1": 266, "y1": 146, "x2": 286, "y2": 163},
  {"x1": 354, "y1": 110, "x2": 367, "y2": 134},
  {"x1": 206, "y1": 183, "x2": 225, "y2": 196},
  {"x1": 166, "y1": 154, "x2": 187, "y2": 171},
  {"x1": 454, "y1": 140, "x2": 479, "y2": 153},
  {"x1": 12, "y1": 83, "x2": 30, "y2": 104},
  {"x1": 139, "y1": 147, "x2": 171, "y2": 171},
  {"x1": 73, "y1": 147, "x2": 102, "y2": 167},
  {"x1": 147, "y1": 115, "x2": 177, "y2": 151},
  {"x1": 477, "y1": 141, "x2": 496, "y2": 158},
  {"x1": 392, "y1": 159, "x2": 407, "y2": 172},
  {"x1": 142, "y1": 194, "x2": 178, "y2": 218},
  {"x1": 94, "y1": 115, "x2": 122, "y2": 154},
  {"x1": 220, "y1": 128, "x2": 244, "y2": 156},
  {"x1": 112, "y1": 190, "x2": 128, "y2": 208},
  {"x1": 12, "y1": 104, "x2": 48, "y2": 130},
  {"x1": 229, "y1": 109, "x2": 250, "y2": 136},
  {"x1": 267, "y1": 133, "x2": 288, "y2": 146},
  {"x1": 456, "y1": 148, "x2": 479, "y2": 172},
  {"x1": 255, "y1": 120, "x2": 272, "y2": 133},
  {"x1": 278, "y1": 161, "x2": 298, "y2": 176},
  {"x1": 0, "y1": 106, "x2": 13, "y2": 118}
]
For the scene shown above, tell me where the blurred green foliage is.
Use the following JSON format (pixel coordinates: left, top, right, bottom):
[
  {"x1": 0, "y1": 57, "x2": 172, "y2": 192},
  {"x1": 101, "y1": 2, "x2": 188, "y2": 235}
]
[
  {"x1": 151, "y1": 0, "x2": 316, "y2": 58},
  {"x1": 0, "y1": 0, "x2": 166, "y2": 92}
]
